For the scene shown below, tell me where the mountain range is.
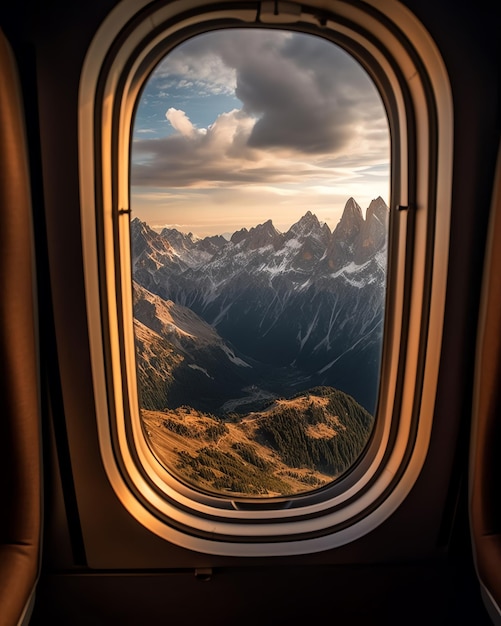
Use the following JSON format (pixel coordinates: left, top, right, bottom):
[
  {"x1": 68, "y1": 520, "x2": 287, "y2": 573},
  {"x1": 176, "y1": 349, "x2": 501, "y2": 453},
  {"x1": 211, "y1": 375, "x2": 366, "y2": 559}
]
[{"x1": 132, "y1": 196, "x2": 388, "y2": 414}]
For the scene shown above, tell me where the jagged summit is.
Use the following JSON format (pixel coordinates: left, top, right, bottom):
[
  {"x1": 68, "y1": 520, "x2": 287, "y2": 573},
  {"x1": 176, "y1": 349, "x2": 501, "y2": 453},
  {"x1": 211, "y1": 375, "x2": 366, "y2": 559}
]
[
  {"x1": 287, "y1": 210, "x2": 329, "y2": 241},
  {"x1": 131, "y1": 217, "x2": 175, "y2": 262},
  {"x1": 241, "y1": 219, "x2": 283, "y2": 251},
  {"x1": 230, "y1": 227, "x2": 249, "y2": 245},
  {"x1": 366, "y1": 196, "x2": 388, "y2": 219},
  {"x1": 354, "y1": 197, "x2": 389, "y2": 264},
  {"x1": 160, "y1": 227, "x2": 198, "y2": 252},
  {"x1": 334, "y1": 197, "x2": 364, "y2": 238}
]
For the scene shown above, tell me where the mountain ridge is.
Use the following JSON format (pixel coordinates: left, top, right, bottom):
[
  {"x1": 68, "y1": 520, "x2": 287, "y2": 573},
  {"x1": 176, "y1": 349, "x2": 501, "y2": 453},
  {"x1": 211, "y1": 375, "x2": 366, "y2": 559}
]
[{"x1": 142, "y1": 385, "x2": 374, "y2": 497}]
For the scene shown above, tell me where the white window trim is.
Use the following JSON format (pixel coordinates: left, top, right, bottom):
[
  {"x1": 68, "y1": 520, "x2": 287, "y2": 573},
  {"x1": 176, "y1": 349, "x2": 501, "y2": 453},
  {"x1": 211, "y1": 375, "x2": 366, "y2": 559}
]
[{"x1": 79, "y1": 0, "x2": 452, "y2": 556}]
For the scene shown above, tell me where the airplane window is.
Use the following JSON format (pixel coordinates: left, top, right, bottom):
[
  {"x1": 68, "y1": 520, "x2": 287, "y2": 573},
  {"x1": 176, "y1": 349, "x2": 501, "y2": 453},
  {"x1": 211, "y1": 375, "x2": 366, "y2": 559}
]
[
  {"x1": 130, "y1": 30, "x2": 390, "y2": 498},
  {"x1": 79, "y1": 0, "x2": 453, "y2": 555}
]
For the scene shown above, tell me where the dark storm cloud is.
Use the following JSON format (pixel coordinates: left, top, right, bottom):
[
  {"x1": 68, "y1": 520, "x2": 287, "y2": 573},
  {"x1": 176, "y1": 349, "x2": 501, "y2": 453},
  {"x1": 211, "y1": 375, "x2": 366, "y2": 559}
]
[{"x1": 234, "y1": 33, "x2": 376, "y2": 153}]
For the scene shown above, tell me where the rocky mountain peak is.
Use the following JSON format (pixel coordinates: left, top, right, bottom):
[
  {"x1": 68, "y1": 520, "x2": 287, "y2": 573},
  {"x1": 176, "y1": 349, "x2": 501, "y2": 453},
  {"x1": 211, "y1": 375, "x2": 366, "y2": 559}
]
[
  {"x1": 242, "y1": 219, "x2": 283, "y2": 250},
  {"x1": 335, "y1": 197, "x2": 364, "y2": 238},
  {"x1": 354, "y1": 197, "x2": 389, "y2": 264},
  {"x1": 323, "y1": 198, "x2": 365, "y2": 271},
  {"x1": 160, "y1": 227, "x2": 197, "y2": 252},
  {"x1": 287, "y1": 210, "x2": 326, "y2": 240},
  {"x1": 321, "y1": 222, "x2": 332, "y2": 238},
  {"x1": 130, "y1": 217, "x2": 174, "y2": 262},
  {"x1": 230, "y1": 227, "x2": 249, "y2": 245},
  {"x1": 367, "y1": 196, "x2": 388, "y2": 216}
]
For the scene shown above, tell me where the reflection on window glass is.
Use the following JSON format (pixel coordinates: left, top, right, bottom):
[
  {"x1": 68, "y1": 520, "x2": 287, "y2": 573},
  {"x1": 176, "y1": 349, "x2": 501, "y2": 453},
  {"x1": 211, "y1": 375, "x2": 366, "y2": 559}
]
[{"x1": 130, "y1": 29, "x2": 390, "y2": 497}]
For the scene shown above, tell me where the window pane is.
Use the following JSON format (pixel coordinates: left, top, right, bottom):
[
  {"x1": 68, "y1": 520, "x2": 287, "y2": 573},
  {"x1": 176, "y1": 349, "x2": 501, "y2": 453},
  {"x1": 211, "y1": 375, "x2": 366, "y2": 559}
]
[{"x1": 130, "y1": 29, "x2": 389, "y2": 497}]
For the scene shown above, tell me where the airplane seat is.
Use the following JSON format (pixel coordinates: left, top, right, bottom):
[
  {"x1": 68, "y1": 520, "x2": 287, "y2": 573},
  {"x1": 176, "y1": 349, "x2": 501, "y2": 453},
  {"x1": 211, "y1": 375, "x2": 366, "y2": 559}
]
[
  {"x1": 471, "y1": 142, "x2": 501, "y2": 625},
  {"x1": 0, "y1": 28, "x2": 42, "y2": 626}
]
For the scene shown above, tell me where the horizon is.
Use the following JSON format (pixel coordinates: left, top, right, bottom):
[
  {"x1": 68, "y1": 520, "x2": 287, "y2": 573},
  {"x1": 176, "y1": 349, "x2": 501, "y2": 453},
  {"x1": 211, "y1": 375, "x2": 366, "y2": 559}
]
[
  {"x1": 131, "y1": 29, "x2": 389, "y2": 237},
  {"x1": 132, "y1": 196, "x2": 388, "y2": 239}
]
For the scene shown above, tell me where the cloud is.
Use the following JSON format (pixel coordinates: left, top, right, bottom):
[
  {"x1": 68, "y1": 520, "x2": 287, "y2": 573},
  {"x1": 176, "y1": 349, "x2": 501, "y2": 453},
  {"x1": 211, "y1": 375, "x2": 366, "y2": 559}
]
[
  {"x1": 132, "y1": 107, "x2": 259, "y2": 186},
  {"x1": 231, "y1": 32, "x2": 384, "y2": 154},
  {"x1": 153, "y1": 39, "x2": 237, "y2": 96},
  {"x1": 165, "y1": 107, "x2": 206, "y2": 137},
  {"x1": 132, "y1": 30, "x2": 389, "y2": 192}
]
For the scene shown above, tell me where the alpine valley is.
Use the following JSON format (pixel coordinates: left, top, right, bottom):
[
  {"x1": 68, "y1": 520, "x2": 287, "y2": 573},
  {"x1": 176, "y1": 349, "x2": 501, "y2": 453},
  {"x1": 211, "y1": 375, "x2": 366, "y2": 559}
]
[{"x1": 132, "y1": 196, "x2": 388, "y2": 496}]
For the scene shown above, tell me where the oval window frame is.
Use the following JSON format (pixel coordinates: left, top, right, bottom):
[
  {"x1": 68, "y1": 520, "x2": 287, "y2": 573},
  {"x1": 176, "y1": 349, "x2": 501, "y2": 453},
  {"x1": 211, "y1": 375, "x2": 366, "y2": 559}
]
[{"x1": 79, "y1": 0, "x2": 453, "y2": 556}]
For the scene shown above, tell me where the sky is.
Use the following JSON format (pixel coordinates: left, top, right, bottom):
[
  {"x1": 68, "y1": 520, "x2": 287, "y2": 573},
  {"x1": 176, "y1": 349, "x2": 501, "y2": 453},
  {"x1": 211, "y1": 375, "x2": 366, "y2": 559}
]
[{"x1": 130, "y1": 29, "x2": 390, "y2": 237}]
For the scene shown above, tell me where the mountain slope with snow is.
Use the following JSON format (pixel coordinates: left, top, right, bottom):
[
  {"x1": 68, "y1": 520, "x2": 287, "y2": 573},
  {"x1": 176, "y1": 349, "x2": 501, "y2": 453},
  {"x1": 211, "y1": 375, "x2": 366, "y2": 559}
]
[{"x1": 132, "y1": 197, "x2": 388, "y2": 412}]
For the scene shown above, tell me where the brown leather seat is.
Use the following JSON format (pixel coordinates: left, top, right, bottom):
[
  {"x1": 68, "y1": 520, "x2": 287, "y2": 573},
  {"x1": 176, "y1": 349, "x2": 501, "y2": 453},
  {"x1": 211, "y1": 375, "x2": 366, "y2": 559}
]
[
  {"x1": 0, "y1": 28, "x2": 42, "y2": 626},
  {"x1": 470, "y1": 144, "x2": 501, "y2": 622}
]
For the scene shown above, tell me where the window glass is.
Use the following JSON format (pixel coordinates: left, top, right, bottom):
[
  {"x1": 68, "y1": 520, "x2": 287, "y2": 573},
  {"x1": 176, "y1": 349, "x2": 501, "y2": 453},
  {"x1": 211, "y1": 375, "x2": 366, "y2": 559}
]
[{"x1": 130, "y1": 29, "x2": 390, "y2": 497}]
